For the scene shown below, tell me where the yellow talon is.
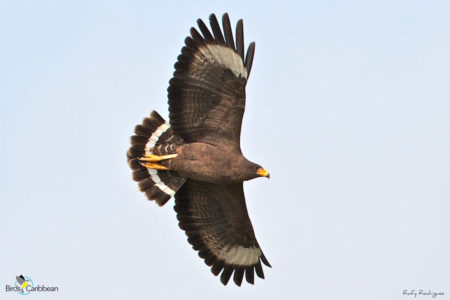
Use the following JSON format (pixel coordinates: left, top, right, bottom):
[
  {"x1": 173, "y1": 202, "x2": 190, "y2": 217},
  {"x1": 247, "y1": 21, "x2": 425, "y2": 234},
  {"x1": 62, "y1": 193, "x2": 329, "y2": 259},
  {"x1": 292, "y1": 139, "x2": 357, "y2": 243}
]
[
  {"x1": 139, "y1": 161, "x2": 170, "y2": 170},
  {"x1": 139, "y1": 153, "x2": 177, "y2": 162}
]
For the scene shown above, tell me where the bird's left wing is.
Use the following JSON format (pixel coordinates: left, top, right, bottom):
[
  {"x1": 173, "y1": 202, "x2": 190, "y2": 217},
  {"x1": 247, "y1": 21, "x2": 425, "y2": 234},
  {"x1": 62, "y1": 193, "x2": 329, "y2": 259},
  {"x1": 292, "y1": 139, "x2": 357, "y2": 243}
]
[{"x1": 174, "y1": 180, "x2": 271, "y2": 286}]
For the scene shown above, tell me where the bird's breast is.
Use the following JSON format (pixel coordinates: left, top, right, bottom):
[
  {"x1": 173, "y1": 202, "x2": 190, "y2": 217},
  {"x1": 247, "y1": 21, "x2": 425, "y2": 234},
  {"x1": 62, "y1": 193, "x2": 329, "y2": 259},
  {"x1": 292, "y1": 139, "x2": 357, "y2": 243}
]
[{"x1": 171, "y1": 143, "x2": 245, "y2": 183}]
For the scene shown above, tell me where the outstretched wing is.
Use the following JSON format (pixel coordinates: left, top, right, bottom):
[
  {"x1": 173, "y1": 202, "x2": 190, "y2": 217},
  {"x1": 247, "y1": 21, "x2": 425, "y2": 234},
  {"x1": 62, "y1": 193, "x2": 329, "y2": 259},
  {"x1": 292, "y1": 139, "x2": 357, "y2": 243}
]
[
  {"x1": 168, "y1": 13, "x2": 256, "y2": 146},
  {"x1": 174, "y1": 180, "x2": 271, "y2": 286}
]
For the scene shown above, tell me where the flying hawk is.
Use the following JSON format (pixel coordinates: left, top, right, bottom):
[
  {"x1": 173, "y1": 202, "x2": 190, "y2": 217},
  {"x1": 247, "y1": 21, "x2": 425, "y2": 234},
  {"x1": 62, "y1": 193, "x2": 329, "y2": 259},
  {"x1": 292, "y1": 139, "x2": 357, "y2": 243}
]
[{"x1": 127, "y1": 13, "x2": 271, "y2": 286}]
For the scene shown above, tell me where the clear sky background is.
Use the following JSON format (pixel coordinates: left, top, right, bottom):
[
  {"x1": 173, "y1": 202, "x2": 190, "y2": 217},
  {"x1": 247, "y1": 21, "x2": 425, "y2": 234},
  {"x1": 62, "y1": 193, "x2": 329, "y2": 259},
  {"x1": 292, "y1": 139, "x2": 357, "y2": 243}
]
[{"x1": 1, "y1": 1, "x2": 449, "y2": 299}]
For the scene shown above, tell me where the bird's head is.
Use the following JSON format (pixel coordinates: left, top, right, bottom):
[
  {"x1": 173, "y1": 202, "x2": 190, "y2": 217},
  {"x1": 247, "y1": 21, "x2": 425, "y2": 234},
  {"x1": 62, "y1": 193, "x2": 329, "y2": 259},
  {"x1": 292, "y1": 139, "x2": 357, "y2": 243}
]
[{"x1": 240, "y1": 160, "x2": 270, "y2": 181}]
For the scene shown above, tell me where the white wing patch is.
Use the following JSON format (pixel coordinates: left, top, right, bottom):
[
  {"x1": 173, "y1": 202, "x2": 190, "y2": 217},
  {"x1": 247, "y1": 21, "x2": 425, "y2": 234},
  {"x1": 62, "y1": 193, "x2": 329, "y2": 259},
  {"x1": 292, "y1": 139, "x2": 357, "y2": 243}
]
[
  {"x1": 195, "y1": 44, "x2": 248, "y2": 78},
  {"x1": 217, "y1": 245, "x2": 261, "y2": 266}
]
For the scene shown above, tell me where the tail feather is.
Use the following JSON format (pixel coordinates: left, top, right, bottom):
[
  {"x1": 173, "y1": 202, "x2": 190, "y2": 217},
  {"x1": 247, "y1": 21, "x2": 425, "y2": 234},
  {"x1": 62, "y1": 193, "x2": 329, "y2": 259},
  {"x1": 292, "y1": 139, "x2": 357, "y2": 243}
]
[{"x1": 127, "y1": 111, "x2": 186, "y2": 206}]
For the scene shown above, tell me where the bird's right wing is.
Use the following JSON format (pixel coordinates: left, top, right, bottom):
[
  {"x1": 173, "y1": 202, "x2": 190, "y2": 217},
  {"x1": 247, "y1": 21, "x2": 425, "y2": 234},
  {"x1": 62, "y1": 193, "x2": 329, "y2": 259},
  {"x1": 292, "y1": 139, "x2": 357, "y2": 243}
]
[{"x1": 168, "y1": 13, "x2": 256, "y2": 147}]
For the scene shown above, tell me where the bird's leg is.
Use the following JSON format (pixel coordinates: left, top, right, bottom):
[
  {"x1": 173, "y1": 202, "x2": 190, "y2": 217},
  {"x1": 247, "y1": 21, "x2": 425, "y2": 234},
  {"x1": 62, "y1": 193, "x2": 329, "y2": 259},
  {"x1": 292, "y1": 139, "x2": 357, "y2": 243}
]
[
  {"x1": 139, "y1": 162, "x2": 170, "y2": 170},
  {"x1": 138, "y1": 153, "x2": 177, "y2": 170},
  {"x1": 139, "y1": 153, "x2": 177, "y2": 162}
]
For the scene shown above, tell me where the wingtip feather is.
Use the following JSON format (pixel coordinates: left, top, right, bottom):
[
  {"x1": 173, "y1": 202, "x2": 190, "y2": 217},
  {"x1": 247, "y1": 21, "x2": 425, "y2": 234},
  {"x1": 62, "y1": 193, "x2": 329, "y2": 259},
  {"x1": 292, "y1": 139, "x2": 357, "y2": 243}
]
[
  {"x1": 220, "y1": 266, "x2": 233, "y2": 285},
  {"x1": 209, "y1": 14, "x2": 225, "y2": 43},
  {"x1": 236, "y1": 19, "x2": 245, "y2": 60},
  {"x1": 222, "y1": 13, "x2": 235, "y2": 50},
  {"x1": 245, "y1": 42, "x2": 256, "y2": 76}
]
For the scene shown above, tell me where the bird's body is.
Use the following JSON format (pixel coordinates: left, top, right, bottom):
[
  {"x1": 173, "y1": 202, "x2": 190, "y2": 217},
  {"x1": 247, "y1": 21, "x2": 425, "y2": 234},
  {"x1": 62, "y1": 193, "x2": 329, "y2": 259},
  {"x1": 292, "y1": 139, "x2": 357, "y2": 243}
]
[
  {"x1": 127, "y1": 13, "x2": 270, "y2": 286},
  {"x1": 168, "y1": 143, "x2": 259, "y2": 183}
]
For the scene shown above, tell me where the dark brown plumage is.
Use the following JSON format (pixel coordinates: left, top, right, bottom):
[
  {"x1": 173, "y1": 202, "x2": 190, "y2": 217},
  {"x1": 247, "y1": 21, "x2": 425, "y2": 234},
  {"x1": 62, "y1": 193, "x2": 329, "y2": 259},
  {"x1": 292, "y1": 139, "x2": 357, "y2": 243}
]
[{"x1": 127, "y1": 13, "x2": 270, "y2": 286}]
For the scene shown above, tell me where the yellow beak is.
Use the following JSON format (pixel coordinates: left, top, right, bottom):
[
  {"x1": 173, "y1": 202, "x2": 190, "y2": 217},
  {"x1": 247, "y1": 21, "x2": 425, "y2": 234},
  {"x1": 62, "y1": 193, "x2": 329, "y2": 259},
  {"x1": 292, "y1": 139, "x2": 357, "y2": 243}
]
[{"x1": 256, "y1": 167, "x2": 270, "y2": 178}]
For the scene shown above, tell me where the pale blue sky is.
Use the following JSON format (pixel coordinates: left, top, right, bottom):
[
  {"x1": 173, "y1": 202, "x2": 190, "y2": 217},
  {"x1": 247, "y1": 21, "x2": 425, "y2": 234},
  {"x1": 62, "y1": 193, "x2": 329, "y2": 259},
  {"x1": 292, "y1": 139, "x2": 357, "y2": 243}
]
[{"x1": 1, "y1": 1, "x2": 449, "y2": 299}]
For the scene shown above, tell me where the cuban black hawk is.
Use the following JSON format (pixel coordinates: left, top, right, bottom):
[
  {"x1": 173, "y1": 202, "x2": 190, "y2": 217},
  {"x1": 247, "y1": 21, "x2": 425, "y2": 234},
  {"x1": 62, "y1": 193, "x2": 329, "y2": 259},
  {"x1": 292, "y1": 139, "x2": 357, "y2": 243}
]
[{"x1": 127, "y1": 13, "x2": 271, "y2": 286}]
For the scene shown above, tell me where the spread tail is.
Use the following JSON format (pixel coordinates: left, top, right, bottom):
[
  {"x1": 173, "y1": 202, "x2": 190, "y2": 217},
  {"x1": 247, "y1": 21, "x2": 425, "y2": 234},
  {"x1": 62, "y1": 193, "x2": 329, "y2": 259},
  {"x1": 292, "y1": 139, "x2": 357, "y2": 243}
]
[{"x1": 127, "y1": 111, "x2": 186, "y2": 206}]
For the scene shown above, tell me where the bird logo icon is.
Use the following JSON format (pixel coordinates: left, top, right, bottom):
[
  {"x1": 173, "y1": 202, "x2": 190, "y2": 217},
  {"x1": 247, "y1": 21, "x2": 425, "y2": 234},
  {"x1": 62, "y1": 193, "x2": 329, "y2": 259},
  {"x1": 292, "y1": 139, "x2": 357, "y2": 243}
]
[{"x1": 16, "y1": 275, "x2": 29, "y2": 289}]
